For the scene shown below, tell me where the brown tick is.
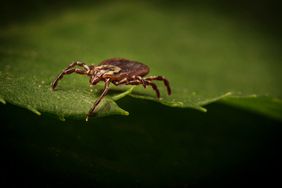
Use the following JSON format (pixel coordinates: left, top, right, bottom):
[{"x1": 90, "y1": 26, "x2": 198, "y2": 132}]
[{"x1": 51, "y1": 58, "x2": 171, "y2": 121}]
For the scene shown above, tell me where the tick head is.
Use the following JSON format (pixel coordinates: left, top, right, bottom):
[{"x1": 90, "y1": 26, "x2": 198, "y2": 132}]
[{"x1": 89, "y1": 65, "x2": 121, "y2": 85}]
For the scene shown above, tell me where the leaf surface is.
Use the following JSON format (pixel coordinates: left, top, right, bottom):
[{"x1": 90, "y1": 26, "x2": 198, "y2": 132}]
[{"x1": 0, "y1": 2, "x2": 281, "y2": 120}]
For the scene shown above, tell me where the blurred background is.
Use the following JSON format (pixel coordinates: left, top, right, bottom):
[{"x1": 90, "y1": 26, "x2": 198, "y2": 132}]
[
  {"x1": 1, "y1": 0, "x2": 282, "y2": 187},
  {"x1": 1, "y1": 0, "x2": 282, "y2": 34}
]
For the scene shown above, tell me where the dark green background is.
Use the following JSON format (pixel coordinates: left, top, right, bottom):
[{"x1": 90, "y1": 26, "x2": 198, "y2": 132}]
[
  {"x1": 1, "y1": 0, "x2": 282, "y2": 187},
  {"x1": 1, "y1": 98, "x2": 282, "y2": 187}
]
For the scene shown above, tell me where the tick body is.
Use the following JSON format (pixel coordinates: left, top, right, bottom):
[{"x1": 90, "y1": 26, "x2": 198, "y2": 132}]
[{"x1": 51, "y1": 58, "x2": 171, "y2": 121}]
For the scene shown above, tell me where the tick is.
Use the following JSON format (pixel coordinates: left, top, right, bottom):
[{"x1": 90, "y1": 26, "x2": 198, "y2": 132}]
[{"x1": 51, "y1": 58, "x2": 171, "y2": 121}]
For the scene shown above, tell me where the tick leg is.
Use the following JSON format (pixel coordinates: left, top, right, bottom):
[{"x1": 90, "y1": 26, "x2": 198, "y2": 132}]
[
  {"x1": 136, "y1": 76, "x2": 147, "y2": 88},
  {"x1": 113, "y1": 76, "x2": 146, "y2": 88},
  {"x1": 145, "y1": 76, "x2": 171, "y2": 95},
  {"x1": 65, "y1": 61, "x2": 90, "y2": 72},
  {"x1": 145, "y1": 81, "x2": 160, "y2": 98},
  {"x1": 51, "y1": 61, "x2": 90, "y2": 90},
  {"x1": 120, "y1": 79, "x2": 161, "y2": 99},
  {"x1": 86, "y1": 78, "x2": 111, "y2": 121},
  {"x1": 112, "y1": 78, "x2": 128, "y2": 86},
  {"x1": 51, "y1": 68, "x2": 87, "y2": 90}
]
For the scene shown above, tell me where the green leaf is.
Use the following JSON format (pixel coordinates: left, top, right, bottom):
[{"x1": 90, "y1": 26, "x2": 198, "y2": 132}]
[{"x1": 0, "y1": 2, "x2": 281, "y2": 120}]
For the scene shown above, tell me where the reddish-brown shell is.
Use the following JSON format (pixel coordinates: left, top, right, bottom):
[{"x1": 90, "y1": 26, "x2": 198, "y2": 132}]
[{"x1": 99, "y1": 58, "x2": 150, "y2": 80}]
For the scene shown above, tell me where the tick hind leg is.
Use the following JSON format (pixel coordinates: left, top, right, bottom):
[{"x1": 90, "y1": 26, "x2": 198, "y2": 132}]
[
  {"x1": 51, "y1": 61, "x2": 90, "y2": 90},
  {"x1": 145, "y1": 81, "x2": 160, "y2": 98},
  {"x1": 117, "y1": 79, "x2": 161, "y2": 99},
  {"x1": 113, "y1": 76, "x2": 146, "y2": 88},
  {"x1": 145, "y1": 76, "x2": 171, "y2": 95}
]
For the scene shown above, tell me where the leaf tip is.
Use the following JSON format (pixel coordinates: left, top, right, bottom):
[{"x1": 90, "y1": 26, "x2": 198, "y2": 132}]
[
  {"x1": 0, "y1": 97, "x2": 6, "y2": 104},
  {"x1": 26, "y1": 105, "x2": 41, "y2": 116},
  {"x1": 196, "y1": 106, "x2": 207, "y2": 112},
  {"x1": 123, "y1": 111, "x2": 130, "y2": 116}
]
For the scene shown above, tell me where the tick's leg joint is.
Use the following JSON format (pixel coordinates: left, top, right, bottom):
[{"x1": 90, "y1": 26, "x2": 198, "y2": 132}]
[
  {"x1": 51, "y1": 61, "x2": 90, "y2": 90},
  {"x1": 145, "y1": 76, "x2": 171, "y2": 95},
  {"x1": 113, "y1": 78, "x2": 128, "y2": 86},
  {"x1": 134, "y1": 76, "x2": 147, "y2": 88},
  {"x1": 118, "y1": 78, "x2": 161, "y2": 99},
  {"x1": 70, "y1": 61, "x2": 90, "y2": 72},
  {"x1": 86, "y1": 78, "x2": 111, "y2": 121},
  {"x1": 144, "y1": 80, "x2": 160, "y2": 98}
]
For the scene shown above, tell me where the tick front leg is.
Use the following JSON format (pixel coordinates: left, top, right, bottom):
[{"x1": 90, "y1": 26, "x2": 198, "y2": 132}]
[
  {"x1": 51, "y1": 61, "x2": 90, "y2": 90},
  {"x1": 86, "y1": 78, "x2": 111, "y2": 121},
  {"x1": 65, "y1": 61, "x2": 90, "y2": 72},
  {"x1": 145, "y1": 76, "x2": 171, "y2": 95},
  {"x1": 51, "y1": 68, "x2": 87, "y2": 90}
]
